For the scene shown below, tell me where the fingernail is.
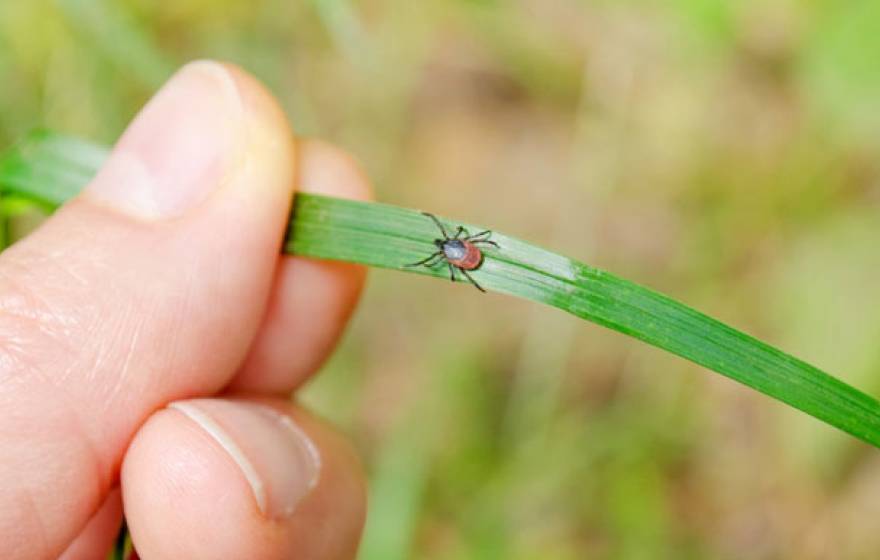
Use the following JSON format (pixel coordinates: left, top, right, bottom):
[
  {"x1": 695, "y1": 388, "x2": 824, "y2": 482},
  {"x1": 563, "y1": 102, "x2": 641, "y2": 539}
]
[
  {"x1": 85, "y1": 60, "x2": 244, "y2": 219},
  {"x1": 169, "y1": 399, "x2": 321, "y2": 519}
]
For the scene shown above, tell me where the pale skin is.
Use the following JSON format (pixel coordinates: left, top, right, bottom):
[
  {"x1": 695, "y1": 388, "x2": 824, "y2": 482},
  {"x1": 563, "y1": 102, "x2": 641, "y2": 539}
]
[{"x1": 0, "y1": 62, "x2": 371, "y2": 559}]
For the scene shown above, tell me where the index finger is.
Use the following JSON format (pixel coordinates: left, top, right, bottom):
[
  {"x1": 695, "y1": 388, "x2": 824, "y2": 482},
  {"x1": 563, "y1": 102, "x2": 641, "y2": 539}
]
[{"x1": 228, "y1": 139, "x2": 373, "y2": 394}]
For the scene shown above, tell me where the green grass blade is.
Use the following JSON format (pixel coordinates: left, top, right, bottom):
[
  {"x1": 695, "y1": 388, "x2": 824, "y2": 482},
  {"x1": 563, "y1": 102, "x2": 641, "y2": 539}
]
[
  {"x1": 0, "y1": 130, "x2": 109, "y2": 209},
  {"x1": 3, "y1": 131, "x2": 880, "y2": 448}
]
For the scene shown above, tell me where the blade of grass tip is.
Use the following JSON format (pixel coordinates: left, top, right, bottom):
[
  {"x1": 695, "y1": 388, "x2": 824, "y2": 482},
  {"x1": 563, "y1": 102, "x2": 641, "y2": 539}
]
[
  {"x1": 0, "y1": 129, "x2": 109, "y2": 209},
  {"x1": 2, "y1": 130, "x2": 880, "y2": 449}
]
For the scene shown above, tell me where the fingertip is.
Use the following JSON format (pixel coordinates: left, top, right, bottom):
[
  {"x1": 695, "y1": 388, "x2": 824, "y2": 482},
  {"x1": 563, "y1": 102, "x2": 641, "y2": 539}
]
[
  {"x1": 233, "y1": 257, "x2": 367, "y2": 393},
  {"x1": 122, "y1": 399, "x2": 365, "y2": 559},
  {"x1": 296, "y1": 139, "x2": 374, "y2": 200},
  {"x1": 220, "y1": 62, "x2": 298, "y2": 189}
]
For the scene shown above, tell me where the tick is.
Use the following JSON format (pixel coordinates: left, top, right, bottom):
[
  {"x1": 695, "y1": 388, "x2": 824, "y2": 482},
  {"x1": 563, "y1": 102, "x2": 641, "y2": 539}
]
[{"x1": 406, "y1": 212, "x2": 499, "y2": 292}]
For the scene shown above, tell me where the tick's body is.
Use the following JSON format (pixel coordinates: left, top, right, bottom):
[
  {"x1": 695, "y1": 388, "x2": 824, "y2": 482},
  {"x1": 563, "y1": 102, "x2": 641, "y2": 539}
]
[
  {"x1": 406, "y1": 213, "x2": 499, "y2": 292},
  {"x1": 441, "y1": 239, "x2": 483, "y2": 270}
]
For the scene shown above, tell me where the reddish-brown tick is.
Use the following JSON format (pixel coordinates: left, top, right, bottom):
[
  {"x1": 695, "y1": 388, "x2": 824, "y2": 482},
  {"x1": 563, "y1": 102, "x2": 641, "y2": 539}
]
[{"x1": 406, "y1": 212, "x2": 499, "y2": 292}]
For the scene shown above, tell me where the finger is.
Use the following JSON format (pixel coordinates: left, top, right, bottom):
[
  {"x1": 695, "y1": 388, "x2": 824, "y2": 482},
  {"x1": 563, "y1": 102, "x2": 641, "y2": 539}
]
[
  {"x1": 122, "y1": 398, "x2": 366, "y2": 559},
  {"x1": 231, "y1": 139, "x2": 372, "y2": 393},
  {"x1": 0, "y1": 61, "x2": 295, "y2": 558},
  {"x1": 57, "y1": 489, "x2": 123, "y2": 560}
]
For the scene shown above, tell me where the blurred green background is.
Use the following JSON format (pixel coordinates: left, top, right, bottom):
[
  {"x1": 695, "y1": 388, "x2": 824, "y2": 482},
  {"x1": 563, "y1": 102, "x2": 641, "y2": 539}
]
[{"x1": 3, "y1": 1, "x2": 880, "y2": 558}]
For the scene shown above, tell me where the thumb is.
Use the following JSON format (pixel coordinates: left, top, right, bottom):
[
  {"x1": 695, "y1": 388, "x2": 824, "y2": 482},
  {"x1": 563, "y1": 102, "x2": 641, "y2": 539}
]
[{"x1": 0, "y1": 61, "x2": 295, "y2": 558}]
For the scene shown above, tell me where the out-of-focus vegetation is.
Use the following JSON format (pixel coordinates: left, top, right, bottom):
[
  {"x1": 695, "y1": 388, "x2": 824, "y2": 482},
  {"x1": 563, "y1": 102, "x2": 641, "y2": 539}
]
[{"x1": 3, "y1": 1, "x2": 880, "y2": 558}]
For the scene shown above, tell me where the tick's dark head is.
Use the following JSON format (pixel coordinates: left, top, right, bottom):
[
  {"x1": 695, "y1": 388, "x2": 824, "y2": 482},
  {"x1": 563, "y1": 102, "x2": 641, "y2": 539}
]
[{"x1": 433, "y1": 239, "x2": 445, "y2": 249}]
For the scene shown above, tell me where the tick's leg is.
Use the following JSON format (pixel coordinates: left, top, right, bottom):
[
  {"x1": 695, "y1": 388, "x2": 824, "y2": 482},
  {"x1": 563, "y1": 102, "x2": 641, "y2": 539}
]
[
  {"x1": 423, "y1": 212, "x2": 451, "y2": 239},
  {"x1": 466, "y1": 230, "x2": 492, "y2": 241},
  {"x1": 423, "y1": 254, "x2": 445, "y2": 267},
  {"x1": 460, "y1": 269, "x2": 486, "y2": 292},
  {"x1": 472, "y1": 240, "x2": 500, "y2": 248},
  {"x1": 448, "y1": 263, "x2": 457, "y2": 282},
  {"x1": 453, "y1": 226, "x2": 468, "y2": 239},
  {"x1": 405, "y1": 251, "x2": 442, "y2": 267}
]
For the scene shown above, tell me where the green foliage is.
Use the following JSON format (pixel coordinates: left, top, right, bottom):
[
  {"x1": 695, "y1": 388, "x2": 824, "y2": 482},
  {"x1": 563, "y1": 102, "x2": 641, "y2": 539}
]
[
  {"x1": 801, "y1": 1, "x2": 880, "y2": 138},
  {"x1": 3, "y1": 131, "x2": 880, "y2": 453}
]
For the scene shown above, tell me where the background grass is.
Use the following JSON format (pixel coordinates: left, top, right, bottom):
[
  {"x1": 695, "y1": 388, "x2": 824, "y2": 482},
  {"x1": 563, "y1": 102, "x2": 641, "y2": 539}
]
[{"x1": 3, "y1": 1, "x2": 880, "y2": 558}]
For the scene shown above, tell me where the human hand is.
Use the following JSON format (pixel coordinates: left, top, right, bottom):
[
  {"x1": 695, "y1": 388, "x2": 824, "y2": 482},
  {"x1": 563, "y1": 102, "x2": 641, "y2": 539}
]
[{"x1": 0, "y1": 61, "x2": 370, "y2": 559}]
